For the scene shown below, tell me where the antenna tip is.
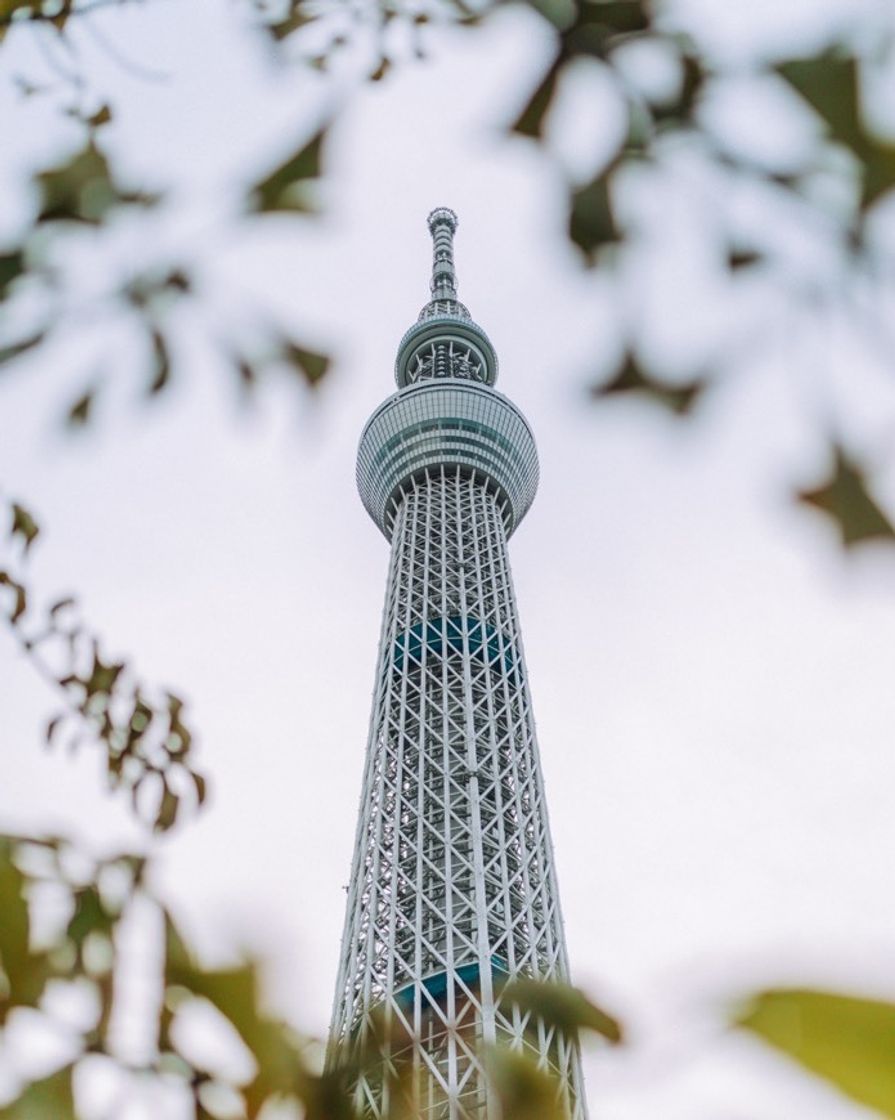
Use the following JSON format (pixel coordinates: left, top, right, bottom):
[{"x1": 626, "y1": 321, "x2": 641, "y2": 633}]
[{"x1": 427, "y1": 207, "x2": 458, "y2": 233}]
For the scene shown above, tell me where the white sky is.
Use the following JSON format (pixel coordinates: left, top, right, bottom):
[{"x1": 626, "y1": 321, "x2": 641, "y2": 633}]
[{"x1": 2, "y1": 2, "x2": 895, "y2": 1117}]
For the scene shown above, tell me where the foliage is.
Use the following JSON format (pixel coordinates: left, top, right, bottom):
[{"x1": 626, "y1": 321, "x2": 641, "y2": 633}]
[
  {"x1": 2, "y1": 1, "x2": 895, "y2": 1117},
  {"x1": 0, "y1": 499, "x2": 205, "y2": 833}
]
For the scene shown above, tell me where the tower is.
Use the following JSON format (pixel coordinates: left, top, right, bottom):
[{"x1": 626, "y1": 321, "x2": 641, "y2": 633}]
[{"x1": 329, "y1": 209, "x2": 587, "y2": 1119}]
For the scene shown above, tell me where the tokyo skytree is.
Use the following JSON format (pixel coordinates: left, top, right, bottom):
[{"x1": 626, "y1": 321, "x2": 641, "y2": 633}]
[{"x1": 328, "y1": 208, "x2": 587, "y2": 1119}]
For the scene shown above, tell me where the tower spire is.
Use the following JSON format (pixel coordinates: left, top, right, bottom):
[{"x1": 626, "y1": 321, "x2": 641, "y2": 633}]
[
  {"x1": 395, "y1": 207, "x2": 499, "y2": 388},
  {"x1": 427, "y1": 206, "x2": 459, "y2": 300}
]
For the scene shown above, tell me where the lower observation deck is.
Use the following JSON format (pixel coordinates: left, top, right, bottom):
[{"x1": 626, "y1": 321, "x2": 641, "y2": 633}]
[{"x1": 356, "y1": 379, "x2": 539, "y2": 539}]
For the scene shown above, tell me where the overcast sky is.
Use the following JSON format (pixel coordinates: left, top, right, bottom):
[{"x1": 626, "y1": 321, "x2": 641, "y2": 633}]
[{"x1": 2, "y1": 2, "x2": 895, "y2": 1117}]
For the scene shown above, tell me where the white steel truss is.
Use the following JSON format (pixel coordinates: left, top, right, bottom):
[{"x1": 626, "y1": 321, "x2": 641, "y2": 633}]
[{"x1": 329, "y1": 208, "x2": 587, "y2": 1119}]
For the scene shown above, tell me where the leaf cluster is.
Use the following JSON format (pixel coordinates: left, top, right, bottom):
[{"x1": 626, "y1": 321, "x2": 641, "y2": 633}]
[{"x1": 1, "y1": 498, "x2": 206, "y2": 833}]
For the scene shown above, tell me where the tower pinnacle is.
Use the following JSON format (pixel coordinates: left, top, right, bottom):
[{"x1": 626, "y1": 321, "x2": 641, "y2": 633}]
[
  {"x1": 395, "y1": 207, "x2": 498, "y2": 389},
  {"x1": 427, "y1": 206, "x2": 459, "y2": 300}
]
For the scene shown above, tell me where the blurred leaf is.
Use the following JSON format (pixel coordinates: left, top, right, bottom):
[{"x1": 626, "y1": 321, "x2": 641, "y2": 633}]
[
  {"x1": 797, "y1": 446, "x2": 895, "y2": 547},
  {"x1": 509, "y1": 61, "x2": 561, "y2": 138},
  {"x1": 728, "y1": 248, "x2": 762, "y2": 270},
  {"x1": 0, "y1": 1066, "x2": 76, "y2": 1118},
  {"x1": 651, "y1": 53, "x2": 704, "y2": 125},
  {"x1": 0, "y1": 333, "x2": 44, "y2": 366},
  {"x1": 0, "y1": 571, "x2": 27, "y2": 624},
  {"x1": 738, "y1": 988, "x2": 895, "y2": 1117},
  {"x1": 563, "y1": 0, "x2": 649, "y2": 58},
  {"x1": 249, "y1": 128, "x2": 324, "y2": 213},
  {"x1": 0, "y1": 251, "x2": 24, "y2": 299},
  {"x1": 778, "y1": 56, "x2": 861, "y2": 155},
  {"x1": 84, "y1": 650, "x2": 124, "y2": 698},
  {"x1": 594, "y1": 354, "x2": 705, "y2": 415},
  {"x1": 488, "y1": 1048, "x2": 565, "y2": 1120},
  {"x1": 68, "y1": 885, "x2": 113, "y2": 949},
  {"x1": 87, "y1": 103, "x2": 112, "y2": 129},
  {"x1": 569, "y1": 174, "x2": 619, "y2": 261},
  {"x1": 148, "y1": 328, "x2": 171, "y2": 394},
  {"x1": 36, "y1": 143, "x2": 157, "y2": 224},
  {"x1": 66, "y1": 387, "x2": 95, "y2": 427},
  {"x1": 10, "y1": 503, "x2": 39, "y2": 552},
  {"x1": 503, "y1": 978, "x2": 623, "y2": 1043},
  {"x1": 0, "y1": 839, "x2": 49, "y2": 1019},
  {"x1": 154, "y1": 784, "x2": 179, "y2": 832},
  {"x1": 267, "y1": 6, "x2": 313, "y2": 41},
  {"x1": 862, "y1": 141, "x2": 895, "y2": 209},
  {"x1": 283, "y1": 341, "x2": 330, "y2": 386}
]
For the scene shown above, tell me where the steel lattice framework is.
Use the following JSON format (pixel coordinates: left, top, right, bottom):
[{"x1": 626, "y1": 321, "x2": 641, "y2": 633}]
[{"x1": 329, "y1": 209, "x2": 587, "y2": 1120}]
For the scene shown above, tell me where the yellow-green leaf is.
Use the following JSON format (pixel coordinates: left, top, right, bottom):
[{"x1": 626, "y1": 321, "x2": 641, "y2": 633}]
[
  {"x1": 283, "y1": 341, "x2": 329, "y2": 386},
  {"x1": 0, "y1": 1066, "x2": 76, "y2": 1118},
  {"x1": 738, "y1": 988, "x2": 895, "y2": 1117},
  {"x1": 797, "y1": 446, "x2": 895, "y2": 547},
  {"x1": 10, "y1": 503, "x2": 39, "y2": 552},
  {"x1": 0, "y1": 251, "x2": 24, "y2": 299},
  {"x1": 487, "y1": 1047, "x2": 566, "y2": 1120},
  {"x1": 502, "y1": 978, "x2": 623, "y2": 1043}
]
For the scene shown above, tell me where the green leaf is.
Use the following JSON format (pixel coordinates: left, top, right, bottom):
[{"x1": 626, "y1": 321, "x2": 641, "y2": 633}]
[
  {"x1": 508, "y1": 62, "x2": 561, "y2": 139},
  {"x1": 0, "y1": 1066, "x2": 76, "y2": 1118},
  {"x1": 569, "y1": 174, "x2": 619, "y2": 261},
  {"x1": 249, "y1": 129, "x2": 325, "y2": 214},
  {"x1": 738, "y1": 988, "x2": 895, "y2": 1117},
  {"x1": 778, "y1": 56, "x2": 862, "y2": 155},
  {"x1": 562, "y1": 0, "x2": 649, "y2": 58},
  {"x1": 283, "y1": 341, "x2": 330, "y2": 386},
  {"x1": 651, "y1": 53, "x2": 704, "y2": 126},
  {"x1": 594, "y1": 353, "x2": 705, "y2": 415},
  {"x1": 502, "y1": 978, "x2": 623, "y2": 1044},
  {"x1": 10, "y1": 502, "x2": 39, "y2": 552},
  {"x1": 862, "y1": 141, "x2": 895, "y2": 209},
  {"x1": 797, "y1": 446, "x2": 895, "y2": 547},
  {"x1": 0, "y1": 839, "x2": 49, "y2": 1019},
  {"x1": 0, "y1": 251, "x2": 25, "y2": 300}
]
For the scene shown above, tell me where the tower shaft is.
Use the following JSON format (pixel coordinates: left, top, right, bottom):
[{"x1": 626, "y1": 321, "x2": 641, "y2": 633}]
[{"x1": 329, "y1": 211, "x2": 587, "y2": 1119}]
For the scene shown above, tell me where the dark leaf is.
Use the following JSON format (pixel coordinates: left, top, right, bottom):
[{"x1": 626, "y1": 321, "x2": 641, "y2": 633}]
[
  {"x1": 268, "y1": 6, "x2": 313, "y2": 41},
  {"x1": 594, "y1": 353, "x2": 705, "y2": 415},
  {"x1": 48, "y1": 596, "x2": 75, "y2": 617},
  {"x1": 67, "y1": 886, "x2": 112, "y2": 949},
  {"x1": 37, "y1": 144, "x2": 115, "y2": 225},
  {"x1": 283, "y1": 341, "x2": 330, "y2": 386},
  {"x1": 0, "y1": 251, "x2": 25, "y2": 299},
  {"x1": 154, "y1": 784, "x2": 179, "y2": 832},
  {"x1": 10, "y1": 502, "x2": 39, "y2": 552},
  {"x1": 562, "y1": 0, "x2": 649, "y2": 58},
  {"x1": 147, "y1": 328, "x2": 171, "y2": 395},
  {"x1": 509, "y1": 61, "x2": 561, "y2": 139},
  {"x1": 738, "y1": 988, "x2": 895, "y2": 1117},
  {"x1": 569, "y1": 174, "x2": 619, "y2": 261},
  {"x1": 503, "y1": 978, "x2": 623, "y2": 1043},
  {"x1": 45, "y1": 714, "x2": 64, "y2": 745},
  {"x1": 728, "y1": 248, "x2": 762, "y2": 270},
  {"x1": 87, "y1": 103, "x2": 112, "y2": 129},
  {"x1": 370, "y1": 57, "x2": 391, "y2": 81},
  {"x1": 66, "y1": 387, "x2": 95, "y2": 427},
  {"x1": 797, "y1": 446, "x2": 895, "y2": 547},
  {"x1": 249, "y1": 128, "x2": 325, "y2": 213},
  {"x1": 651, "y1": 53, "x2": 704, "y2": 125},
  {"x1": 84, "y1": 651, "x2": 124, "y2": 697},
  {"x1": 0, "y1": 333, "x2": 45, "y2": 366}
]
